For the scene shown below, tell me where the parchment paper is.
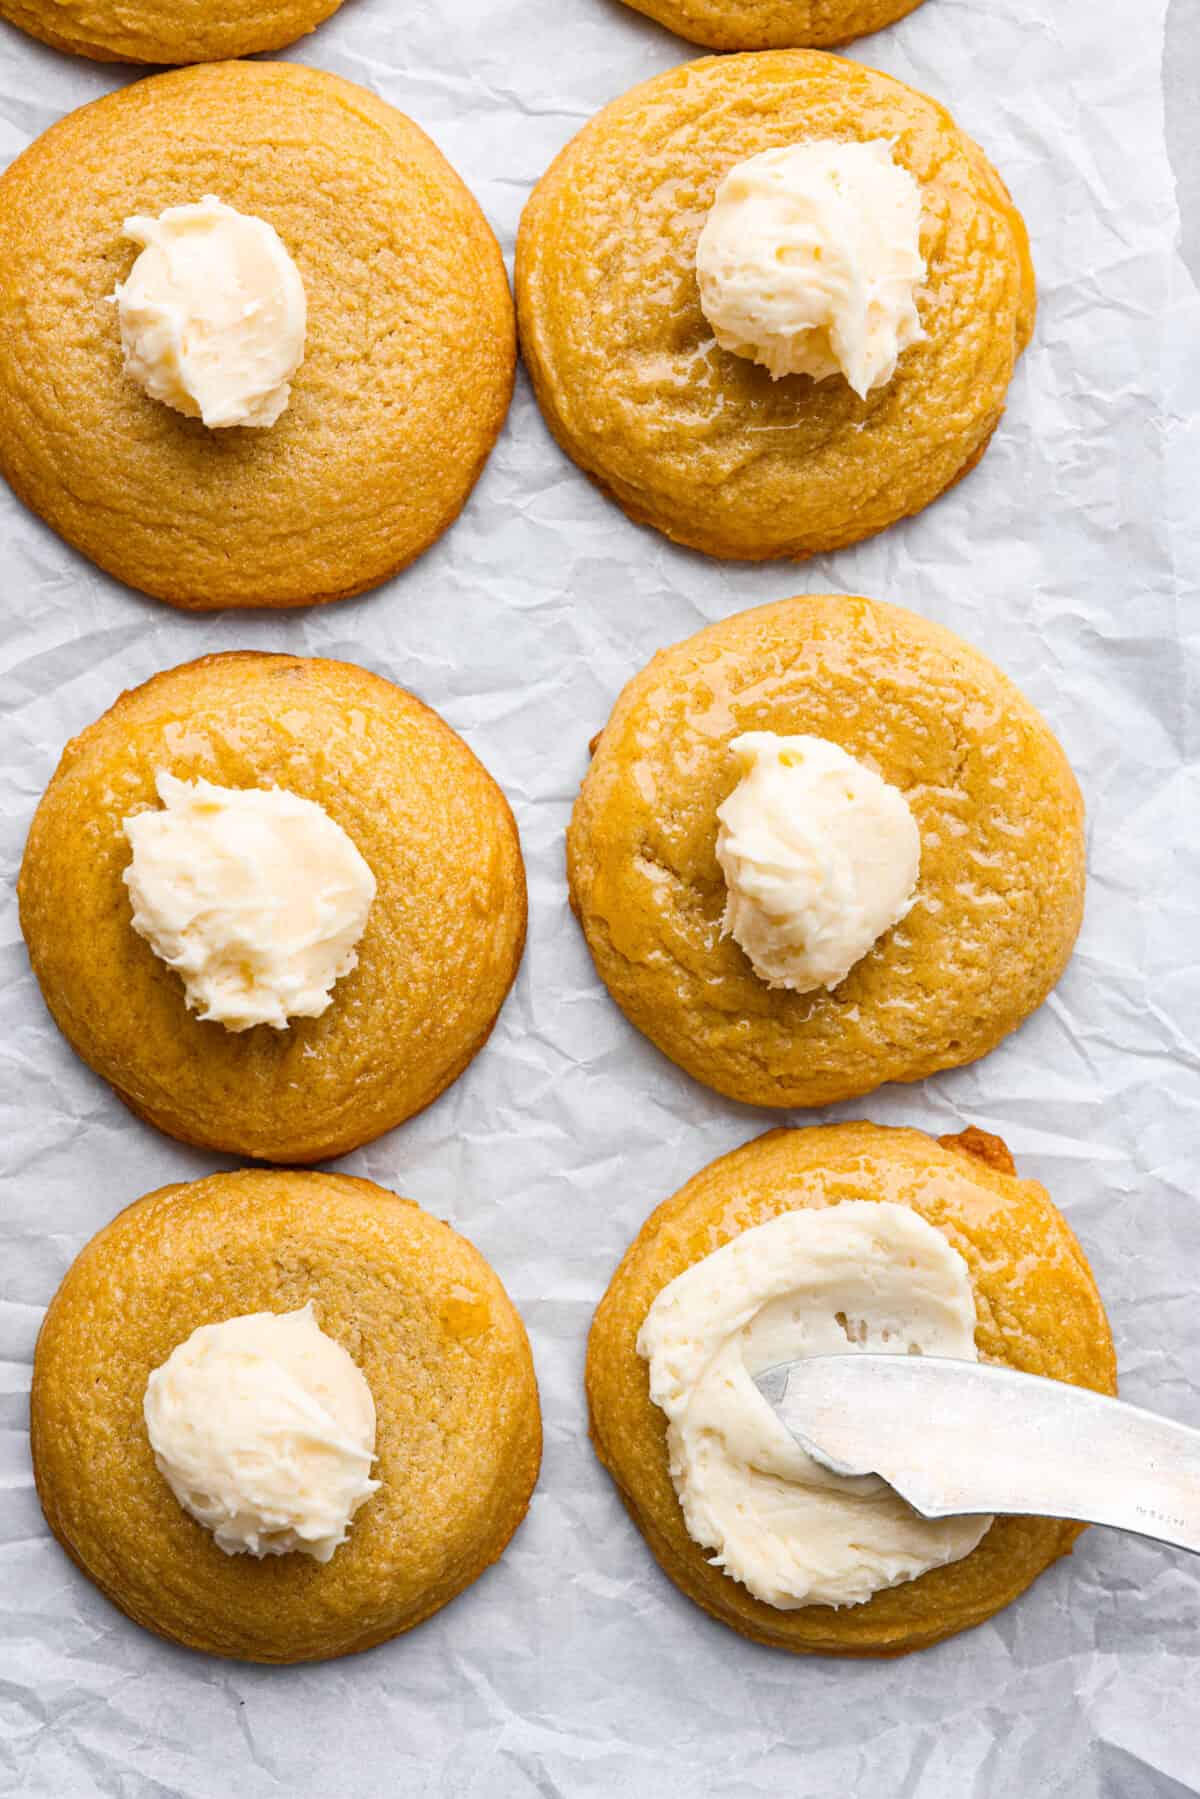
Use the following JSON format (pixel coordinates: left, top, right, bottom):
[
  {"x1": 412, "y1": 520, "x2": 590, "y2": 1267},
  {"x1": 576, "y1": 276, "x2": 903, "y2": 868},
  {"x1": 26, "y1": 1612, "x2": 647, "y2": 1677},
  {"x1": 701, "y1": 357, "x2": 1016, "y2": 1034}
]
[{"x1": 1, "y1": 0, "x2": 1198, "y2": 1792}]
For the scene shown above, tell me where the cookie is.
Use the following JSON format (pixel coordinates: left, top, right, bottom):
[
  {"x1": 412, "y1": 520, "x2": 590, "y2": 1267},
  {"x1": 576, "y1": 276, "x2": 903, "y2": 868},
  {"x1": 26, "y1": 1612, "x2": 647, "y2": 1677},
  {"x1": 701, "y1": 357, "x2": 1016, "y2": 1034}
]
[
  {"x1": 587, "y1": 1122, "x2": 1116, "y2": 1656},
  {"x1": 567, "y1": 595, "x2": 1085, "y2": 1109},
  {"x1": 18, "y1": 652, "x2": 527, "y2": 1163},
  {"x1": 32, "y1": 1169, "x2": 542, "y2": 1663},
  {"x1": 0, "y1": 0, "x2": 343, "y2": 62},
  {"x1": 0, "y1": 62, "x2": 514, "y2": 608},
  {"x1": 615, "y1": 0, "x2": 923, "y2": 49},
  {"x1": 517, "y1": 52, "x2": 1033, "y2": 561}
]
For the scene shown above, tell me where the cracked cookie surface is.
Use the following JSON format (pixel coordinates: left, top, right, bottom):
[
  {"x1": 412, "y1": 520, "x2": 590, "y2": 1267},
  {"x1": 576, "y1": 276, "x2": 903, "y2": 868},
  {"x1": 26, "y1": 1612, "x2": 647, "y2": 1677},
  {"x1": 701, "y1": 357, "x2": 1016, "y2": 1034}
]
[{"x1": 567, "y1": 595, "x2": 1084, "y2": 1108}]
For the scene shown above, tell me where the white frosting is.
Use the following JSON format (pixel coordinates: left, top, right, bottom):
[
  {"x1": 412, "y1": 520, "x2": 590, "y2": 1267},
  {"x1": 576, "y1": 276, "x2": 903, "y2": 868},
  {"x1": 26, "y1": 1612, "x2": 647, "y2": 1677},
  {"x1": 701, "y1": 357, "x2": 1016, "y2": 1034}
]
[
  {"x1": 144, "y1": 1304, "x2": 379, "y2": 1563},
  {"x1": 115, "y1": 195, "x2": 307, "y2": 428},
  {"x1": 695, "y1": 140, "x2": 926, "y2": 398},
  {"x1": 123, "y1": 771, "x2": 376, "y2": 1032},
  {"x1": 638, "y1": 1202, "x2": 991, "y2": 1610},
  {"x1": 715, "y1": 732, "x2": 920, "y2": 993}
]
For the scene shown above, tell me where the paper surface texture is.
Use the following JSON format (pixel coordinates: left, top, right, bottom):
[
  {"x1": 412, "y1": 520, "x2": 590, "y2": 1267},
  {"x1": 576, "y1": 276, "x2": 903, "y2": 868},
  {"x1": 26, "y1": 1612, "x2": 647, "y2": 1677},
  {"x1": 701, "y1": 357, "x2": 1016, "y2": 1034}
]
[{"x1": 1, "y1": 0, "x2": 1198, "y2": 1792}]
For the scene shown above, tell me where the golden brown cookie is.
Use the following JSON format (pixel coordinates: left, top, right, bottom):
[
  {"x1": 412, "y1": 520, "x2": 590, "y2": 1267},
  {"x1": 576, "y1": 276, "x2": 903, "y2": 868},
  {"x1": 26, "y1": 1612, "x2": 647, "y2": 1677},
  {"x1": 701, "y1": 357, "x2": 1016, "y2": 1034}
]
[
  {"x1": 18, "y1": 652, "x2": 526, "y2": 1163},
  {"x1": 32, "y1": 1168, "x2": 542, "y2": 1663},
  {"x1": 567, "y1": 595, "x2": 1085, "y2": 1109},
  {"x1": 0, "y1": 62, "x2": 514, "y2": 609},
  {"x1": 587, "y1": 1122, "x2": 1117, "y2": 1656},
  {"x1": 617, "y1": 0, "x2": 924, "y2": 50},
  {"x1": 517, "y1": 51, "x2": 1033, "y2": 561},
  {"x1": 0, "y1": 0, "x2": 343, "y2": 62}
]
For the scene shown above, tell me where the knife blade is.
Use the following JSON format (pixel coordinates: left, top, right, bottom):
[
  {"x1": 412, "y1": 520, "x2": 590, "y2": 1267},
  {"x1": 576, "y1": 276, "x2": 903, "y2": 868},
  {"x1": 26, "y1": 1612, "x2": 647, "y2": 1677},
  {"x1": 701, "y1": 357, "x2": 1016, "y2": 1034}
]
[{"x1": 753, "y1": 1355, "x2": 1200, "y2": 1555}]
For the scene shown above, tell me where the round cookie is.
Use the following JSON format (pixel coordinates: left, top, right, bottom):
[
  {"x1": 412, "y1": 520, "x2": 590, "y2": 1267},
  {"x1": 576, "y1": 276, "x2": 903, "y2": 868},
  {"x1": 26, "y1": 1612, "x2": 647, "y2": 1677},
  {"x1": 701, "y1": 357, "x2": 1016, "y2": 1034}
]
[
  {"x1": 0, "y1": 0, "x2": 344, "y2": 63},
  {"x1": 32, "y1": 1169, "x2": 542, "y2": 1663},
  {"x1": 616, "y1": 0, "x2": 924, "y2": 51},
  {"x1": 0, "y1": 62, "x2": 514, "y2": 609},
  {"x1": 18, "y1": 652, "x2": 527, "y2": 1163},
  {"x1": 516, "y1": 52, "x2": 1033, "y2": 562},
  {"x1": 568, "y1": 595, "x2": 1085, "y2": 1109},
  {"x1": 587, "y1": 1122, "x2": 1117, "y2": 1656}
]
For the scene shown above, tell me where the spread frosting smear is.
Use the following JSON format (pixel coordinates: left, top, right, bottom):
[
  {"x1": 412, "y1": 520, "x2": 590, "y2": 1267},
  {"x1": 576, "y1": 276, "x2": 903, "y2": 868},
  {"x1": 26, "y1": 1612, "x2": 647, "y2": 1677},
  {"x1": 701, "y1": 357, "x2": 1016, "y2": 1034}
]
[
  {"x1": 123, "y1": 771, "x2": 376, "y2": 1032},
  {"x1": 638, "y1": 1201, "x2": 992, "y2": 1609},
  {"x1": 695, "y1": 139, "x2": 926, "y2": 398},
  {"x1": 144, "y1": 1304, "x2": 379, "y2": 1562},
  {"x1": 715, "y1": 732, "x2": 920, "y2": 993},
  {"x1": 115, "y1": 195, "x2": 307, "y2": 428}
]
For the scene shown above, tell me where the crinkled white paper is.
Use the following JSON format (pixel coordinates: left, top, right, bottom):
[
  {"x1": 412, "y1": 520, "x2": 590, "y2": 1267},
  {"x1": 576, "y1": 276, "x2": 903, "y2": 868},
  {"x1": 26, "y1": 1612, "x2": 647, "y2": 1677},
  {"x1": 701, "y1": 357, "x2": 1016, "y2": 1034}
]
[{"x1": 2, "y1": 0, "x2": 1199, "y2": 1791}]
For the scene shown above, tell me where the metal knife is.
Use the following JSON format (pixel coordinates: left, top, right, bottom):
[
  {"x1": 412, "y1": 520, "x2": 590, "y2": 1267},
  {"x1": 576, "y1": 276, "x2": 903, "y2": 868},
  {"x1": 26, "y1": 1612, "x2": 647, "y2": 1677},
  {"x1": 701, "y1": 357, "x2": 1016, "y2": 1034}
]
[{"x1": 753, "y1": 1355, "x2": 1200, "y2": 1555}]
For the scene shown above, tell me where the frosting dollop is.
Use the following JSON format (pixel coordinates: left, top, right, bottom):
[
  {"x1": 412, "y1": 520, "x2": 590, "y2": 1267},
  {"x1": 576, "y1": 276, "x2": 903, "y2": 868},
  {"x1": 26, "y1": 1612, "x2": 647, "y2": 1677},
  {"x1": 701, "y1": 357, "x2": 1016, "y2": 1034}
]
[
  {"x1": 143, "y1": 1304, "x2": 379, "y2": 1563},
  {"x1": 715, "y1": 732, "x2": 920, "y2": 993},
  {"x1": 695, "y1": 140, "x2": 926, "y2": 398},
  {"x1": 123, "y1": 771, "x2": 376, "y2": 1032},
  {"x1": 637, "y1": 1201, "x2": 991, "y2": 1610},
  {"x1": 115, "y1": 195, "x2": 307, "y2": 428}
]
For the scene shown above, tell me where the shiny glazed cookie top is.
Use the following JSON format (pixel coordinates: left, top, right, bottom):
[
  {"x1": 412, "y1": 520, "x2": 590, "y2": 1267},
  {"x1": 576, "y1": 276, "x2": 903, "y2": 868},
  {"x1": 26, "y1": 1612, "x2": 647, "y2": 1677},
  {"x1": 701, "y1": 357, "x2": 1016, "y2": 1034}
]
[
  {"x1": 517, "y1": 52, "x2": 1034, "y2": 561},
  {"x1": 567, "y1": 596, "x2": 1084, "y2": 1109}
]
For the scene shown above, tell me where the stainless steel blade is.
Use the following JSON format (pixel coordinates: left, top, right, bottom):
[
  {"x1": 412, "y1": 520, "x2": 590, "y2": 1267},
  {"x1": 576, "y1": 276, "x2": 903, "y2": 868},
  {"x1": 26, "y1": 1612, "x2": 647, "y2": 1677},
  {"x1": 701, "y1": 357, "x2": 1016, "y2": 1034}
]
[{"x1": 753, "y1": 1355, "x2": 1200, "y2": 1555}]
